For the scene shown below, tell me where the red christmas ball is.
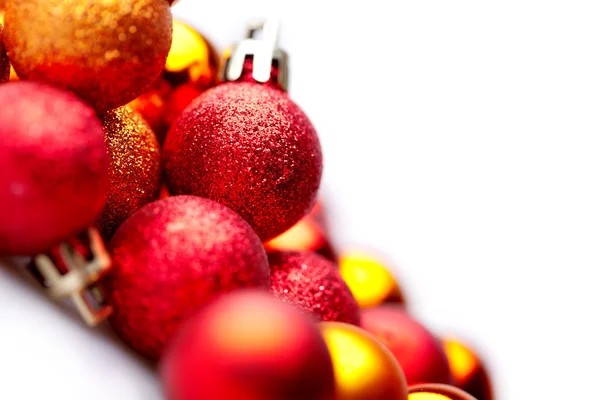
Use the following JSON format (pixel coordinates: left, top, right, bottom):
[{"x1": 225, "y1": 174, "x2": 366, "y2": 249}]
[
  {"x1": 408, "y1": 383, "x2": 477, "y2": 400},
  {"x1": 160, "y1": 290, "x2": 336, "y2": 400},
  {"x1": 163, "y1": 82, "x2": 323, "y2": 241},
  {"x1": 103, "y1": 195, "x2": 271, "y2": 359},
  {"x1": 268, "y1": 251, "x2": 360, "y2": 325},
  {"x1": 0, "y1": 82, "x2": 108, "y2": 255},
  {"x1": 0, "y1": 23, "x2": 9, "y2": 83},
  {"x1": 96, "y1": 107, "x2": 162, "y2": 241},
  {"x1": 361, "y1": 305, "x2": 452, "y2": 386}
]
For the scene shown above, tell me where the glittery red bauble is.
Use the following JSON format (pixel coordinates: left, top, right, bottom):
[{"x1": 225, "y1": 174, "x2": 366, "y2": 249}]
[
  {"x1": 96, "y1": 107, "x2": 162, "y2": 241},
  {"x1": 0, "y1": 82, "x2": 108, "y2": 255},
  {"x1": 268, "y1": 251, "x2": 360, "y2": 325},
  {"x1": 361, "y1": 305, "x2": 452, "y2": 385},
  {"x1": 103, "y1": 195, "x2": 271, "y2": 359},
  {"x1": 163, "y1": 82, "x2": 323, "y2": 241},
  {"x1": 0, "y1": 23, "x2": 9, "y2": 83},
  {"x1": 160, "y1": 290, "x2": 336, "y2": 400}
]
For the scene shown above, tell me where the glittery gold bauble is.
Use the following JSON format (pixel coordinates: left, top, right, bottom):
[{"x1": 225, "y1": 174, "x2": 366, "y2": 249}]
[
  {"x1": 3, "y1": 0, "x2": 173, "y2": 113},
  {"x1": 319, "y1": 322, "x2": 408, "y2": 400},
  {"x1": 340, "y1": 251, "x2": 406, "y2": 308},
  {"x1": 0, "y1": 22, "x2": 8, "y2": 83},
  {"x1": 96, "y1": 107, "x2": 162, "y2": 241}
]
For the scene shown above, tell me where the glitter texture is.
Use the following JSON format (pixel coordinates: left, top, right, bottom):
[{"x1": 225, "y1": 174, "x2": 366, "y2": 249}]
[
  {"x1": 362, "y1": 305, "x2": 452, "y2": 386},
  {"x1": 0, "y1": 23, "x2": 8, "y2": 83},
  {"x1": 0, "y1": 82, "x2": 108, "y2": 255},
  {"x1": 163, "y1": 82, "x2": 323, "y2": 241},
  {"x1": 160, "y1": 291, "x2": 336, "y2": 400},
  {"x1": 268, "y1": 251, "x2": 360, "y2": 325},
  {"x1": 408, "y1": 384, "x2": 478, "y2": 400},
  {"x1": 95, "y1": 107, "x2": 161, "y2": 241},
  {"x1": 2, "y1": 0, "x2": 173, "y2": 112},
  {"x1": 104, "y1": 195, "x2": 271, "y2": 359}
]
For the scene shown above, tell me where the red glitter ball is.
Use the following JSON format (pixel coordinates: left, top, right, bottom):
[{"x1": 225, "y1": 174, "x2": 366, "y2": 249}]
[
  {"x1": 361, "y1": 305, "x2": 452, "y2": 386},
  {"x1": 268, "y1": 251, "x2": 360, "y2": 325},
  {"x1": 103, "y1": 195, "x2": 271, "y2": 359},
  {"x1": 0, "y1": 23, "x2": 9, "y2": 83},
  {"x1": 163, "y1": 82, "x2": 323, "y2": 241},
  {"x1": 160, "y1": 290, "x2": 336, "y2": 400},
  {"x1": 0, "y1": 82, "x2": 108, "y2": 255}
]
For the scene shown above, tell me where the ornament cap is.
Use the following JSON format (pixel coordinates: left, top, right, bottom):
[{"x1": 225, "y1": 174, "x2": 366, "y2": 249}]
[
  {"x1": 28, "y1": 228, "x2": 113, "y2": 326},
  {"x1": 221, "y1": 18, "x2": 289, "y2": 91}
]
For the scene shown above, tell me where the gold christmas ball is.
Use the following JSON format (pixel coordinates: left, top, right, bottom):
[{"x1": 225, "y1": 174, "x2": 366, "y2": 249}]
[
  {"x1": 319, "y1": 322, "x2": 408, "y2": 400},
  {"x1": 0, "y1": 22, "x2": 8, "y2": 83},
  {"x1": 2, "y1": 0, "x2": 173, "y2": 113}
]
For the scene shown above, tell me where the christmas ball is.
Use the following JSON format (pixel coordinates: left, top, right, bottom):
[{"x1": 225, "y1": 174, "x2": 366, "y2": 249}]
[
  {"x1": 268, "y1": 251, "x2": 360, "y2": 325},
  {"x1": 339, "y1": 251, "x2": 406, "y2": 308},
  {"x1": 163, "y1": 83, "x2": 203, "y2": 127},
  {"x1": 408, "y1": 384, "x2": 477, "y2": 400},
  {"x1": 163, "y1": 82, "x2": 323, "y2": 241},
  {"x1": 96, "y1": 107, "x2": 162, "y2": 241},
  {"x1": 0, "y1": 82, "x2": 108, "y2": 255},
  {"x1": 103, "y1": 195, "x2": 270, "y2": 359},
  {"x1": 319, "y1": 321, "x2": 408, "y2": 400},
  {"x1": 361, "y1": 305, "x2": 452, "y2": 385},
  {"x1": 160, "y1": 290, "x2": 336, "y2": 400},
  {"x1": 442, "y1": 337, "x2": 494, "y2": 400},
  {"x1": 0, "y1": 22, "x2": 8, "y2": 83},
  {"x1": 127, "y1": 77, "x2": 171, "y2": 142},
  {"x1": 2, "y1": 0, "x2": 173, "y2": 113}
]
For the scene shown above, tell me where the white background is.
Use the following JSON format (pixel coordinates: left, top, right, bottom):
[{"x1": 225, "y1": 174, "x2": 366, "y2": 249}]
[{"x1": 2, "y1": 1, "x2": 600, "y2": 399}]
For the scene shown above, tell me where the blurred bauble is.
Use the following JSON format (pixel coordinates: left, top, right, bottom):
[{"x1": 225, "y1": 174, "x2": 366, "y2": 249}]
[
  {"x1": 0, "y1": 82, "x2": 107, "y2": 255},
  {"x1": 103, "y1": 196, "x2": 270, "y2": 359},
  {"x1": 408, "y1": 384, "x2": 476, "y2": 400},
  {"x1": 163, "y1": 83, "x2": 203, "y2": 127},
  {"x1": 127, "y1": 77, "x2": 171, "y2": 143},
  {"x1": 319, "y1": 322, "x2": 408, "y2": 400},
  {"x1": 265, "y1": 200, "x2": 338, "y2": 262},
  {"x1": 269, "y1": 251, "x2": 360, "y2": 325},
  {"x1": 2, "y1": 0, "x2": 172, "y2": 112},
  {"x1": 339, "y1": 251, "x2": 406, "y2": 308},
  {"x1": 0, "y1": 22, "x2": 8, "y2": 83},
  {"x1": 96, "y1": 107, "x2": 162, "y2": 241},
  {"x1": 361, "y1": 305, "x2": 452, "y2": 385},
  {"x1": 161, "y1": 291, "x2": 336, "y2": 400},
  {"x1": 163, "y1": 82, "x2": 322, "y2": 240},
  {"x1": 442, "y1": 337, "x2": 494, "y2": 400}
]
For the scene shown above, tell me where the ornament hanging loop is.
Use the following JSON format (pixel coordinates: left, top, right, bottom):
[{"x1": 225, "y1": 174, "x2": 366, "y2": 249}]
[
  {"x1": 221, "y1": 18, "x2": 289, "y2": 91},
  {"x1": 29, "y1": 228, "x2": 113, "y2": 326}
]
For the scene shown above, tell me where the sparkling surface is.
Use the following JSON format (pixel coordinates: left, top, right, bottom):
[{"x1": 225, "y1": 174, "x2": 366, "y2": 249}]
[
  {"x1": 319, "y1": 322, "x2": 407, "y2": 400},
  {"x1": 408, "y1": 384, "x2": 477, "y2": 400},
  {"x1": 0, "y1": 22, "x2": 8, "y2": 83},
  {"x1": 104, "y1": 195, "x2": 270, "y2": 359},
  {"x1": 2, "y1": 0, "x2": 172, "y2": 112},
  {"x1": 361, "y1": 305, "x2": 452, "y2": 386},
  {"x1": 163, "y1": 82, "x2": 323, "y2": 240},
  {"x1": 96, "y1": 106, "x2": 162, "y2": 241},
  {"x1": 269, "y1": 251, "x2": 360, "y2": 325},
  {"x1": 0, "y1": 82, "x2": 108, "y2": 255},
  {"x1": 442, "y1": 338, "x2": 494, "y2": 400},
  {"x1": 161, "y1": 291, "x2": 335, "y2": 400}
]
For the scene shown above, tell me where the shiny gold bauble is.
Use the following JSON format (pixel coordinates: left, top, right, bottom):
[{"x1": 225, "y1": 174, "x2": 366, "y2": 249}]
[
  {"x1": 3, "y1": 0, "x2": 173, "y2": 112},
  {"x1": 340, "y1": 250, "x2": 406, "y2": 308},
  {"x1": 408, "y1": 384, "x2": 477, "y2": 400},
  {"x1": 0, "y1": 22, "x2": 8, "y2": 83},
  {"x1": 319, "y1": 322, "x2": 408, "y2": 400},
  {"x1": 442, "y1": 338, "x2": 494, "y2": 400}
]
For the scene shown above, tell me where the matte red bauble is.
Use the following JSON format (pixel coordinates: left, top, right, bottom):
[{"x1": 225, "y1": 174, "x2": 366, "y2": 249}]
[
  {"x1": 160, "y1": 290, "x2": 336, "y2": 400},
  {"x1": 163, "y1": 82, "x2": 322, "y2": 241},
  {"x1": 103, "y1": 196, "x2": 270, "y2": 359},
  {"x1": 96, "y1": 107, "x2": 161, "y2": 241},
  {"x1": 0, "y1": 23, "x2": 8, "y2": 83},
  {"x1": 269, "y1": 251, "x2": 360, "y2": 325},
  {"x1": 0, "y1": 82, "x2": 108, "y2": 255},
  {"x1": 361, "y1": 305, "x2": 452, "y2": 385}
]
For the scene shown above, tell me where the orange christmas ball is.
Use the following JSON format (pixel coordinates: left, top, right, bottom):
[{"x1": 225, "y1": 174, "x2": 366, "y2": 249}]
[
  {"x1": 408, "y1": 384, "x2": 476, "y2": 400},
  {"x1": 319, "y1": 321, "x2": 408, "y2": 400},
  {"x1": 0, "y1": 22, "x2": 8, "y2": 83},
  {"x1": 442, "y1": 338, "x2": 494, "y2": 400},
  {"x1": 340, "y1": 251, "x2": 406, "y2": 308},
  {"x1": 2, "y1": 0, "x2": 172, "y2": 113},
  {"x1": 96, "y1": 107, "x2": 162, "y2": 241},
  {"x1": 127, "y1": 77, "x2": 171, "y2": 142},
  {"x1": 161, "y1": 290, "x2": 336, "y2": 400},
  {"x1": 361, "y1": 305, "x2": 452, "y2": 386}
]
